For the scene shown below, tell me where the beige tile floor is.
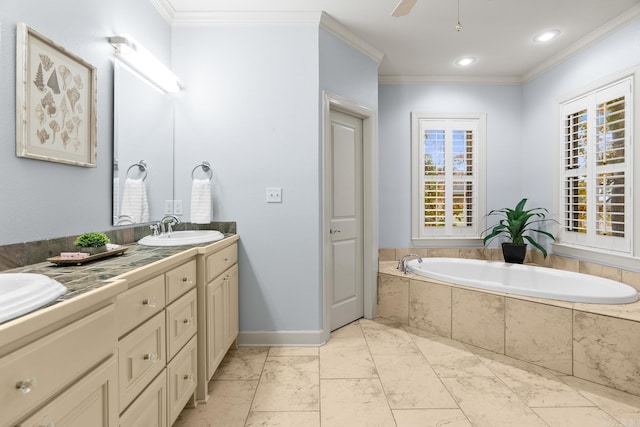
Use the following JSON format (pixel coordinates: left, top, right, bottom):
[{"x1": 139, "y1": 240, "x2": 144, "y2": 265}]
[{"x1": 175, "y1": 318, "x2": 640, "y2": 427}]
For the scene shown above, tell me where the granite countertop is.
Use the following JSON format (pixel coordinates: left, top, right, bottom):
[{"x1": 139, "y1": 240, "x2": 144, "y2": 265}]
[{"x1": 6, "y1": 235, "x2": 236, "y2": 303}]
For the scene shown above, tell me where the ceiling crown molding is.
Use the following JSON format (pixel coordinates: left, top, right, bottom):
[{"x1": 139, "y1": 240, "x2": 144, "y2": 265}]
[
  {"x1": 378, "y1": 74, "x2": 521, "y2": 86},
  {"x1": 522, "y1": 3, "x2": 640, "y2": 82},
  {"x1": 150, "y1": 2, "x2": 383, "y2": 65}
]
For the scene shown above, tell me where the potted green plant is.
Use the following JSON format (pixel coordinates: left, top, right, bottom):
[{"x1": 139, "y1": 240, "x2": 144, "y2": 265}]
[
  {"x1": 483, "y1": 198, "x2": 556, "y2": 264},
  {"x1": 74, "y1": 232, "x2": 110, "y2": 254}
]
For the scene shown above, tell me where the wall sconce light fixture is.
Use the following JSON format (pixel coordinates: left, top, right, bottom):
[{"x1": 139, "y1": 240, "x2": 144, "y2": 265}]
[{"x1": 108, "y1": 35, "x2": 182, "y2": 93}]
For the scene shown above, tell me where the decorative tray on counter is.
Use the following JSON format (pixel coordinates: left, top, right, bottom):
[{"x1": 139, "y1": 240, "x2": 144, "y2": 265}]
[{"x1": 47, "y1": 246, "x2": 128, "y2": 266}]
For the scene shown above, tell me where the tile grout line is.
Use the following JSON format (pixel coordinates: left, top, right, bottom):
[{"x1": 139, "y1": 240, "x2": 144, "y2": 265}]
[{"x1": 241, "y1": 348, "x2": 270, "y2": 427}]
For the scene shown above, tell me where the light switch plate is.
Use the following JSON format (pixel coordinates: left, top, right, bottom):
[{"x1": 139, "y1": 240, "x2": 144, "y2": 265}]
[{"x1": 266, "y1": 187, "x2": 282, "y2": 203}]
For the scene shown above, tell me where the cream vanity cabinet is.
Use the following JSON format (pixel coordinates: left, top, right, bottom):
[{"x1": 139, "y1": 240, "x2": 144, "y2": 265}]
[
  {"x1": 0, "y1": 283, "x2": 124, "y2": 427},
  {"x1": 115, "y1": 252, "x2": 198, "y2": 427},
  {"x1": 195, "y1": 236, "x2": 239, "y2": 402}
]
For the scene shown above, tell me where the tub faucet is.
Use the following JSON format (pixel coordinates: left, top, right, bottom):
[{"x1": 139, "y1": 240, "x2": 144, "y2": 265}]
[
  {"x1": 397, "y1": 253, "x2": 423, "y2": 274},
  {"x1": 160, "y1": 215, "x2": 181, "y2": 234}
]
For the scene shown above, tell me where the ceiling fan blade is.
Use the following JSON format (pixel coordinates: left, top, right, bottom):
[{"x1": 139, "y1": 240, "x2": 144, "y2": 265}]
[{"x1": 391, "y1": 0, "x2": 417, "y2": 17}]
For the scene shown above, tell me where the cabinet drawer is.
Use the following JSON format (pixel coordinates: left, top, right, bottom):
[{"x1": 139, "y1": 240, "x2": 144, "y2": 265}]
[
  {"x1": 20, "y1": 357, "x2": 118, "y2": 427},
  {"x1": 166, "y1": 288, "x2": 197, "y2": 361},
  {"x1": 206, "y1": 244, "x2": 237, "y2": 282},
  {"x1": 119, "y1": 369, "x2": 166, "y2": 427},
  {"x1": 166, "y1": 260, "x2": 196, "y2": 303},
  {"x1": 118, "y1": 312, "x2": 166, "y2": 411},
  {"x1": 167, "y1": 336, "x2": 197, "y2": 426},
  {"x1": 0, "y1": 305, "x2": 116, "y2": 427},
  {"x1": 116, "y1": 275, "x2": 165, "y2": 337}
]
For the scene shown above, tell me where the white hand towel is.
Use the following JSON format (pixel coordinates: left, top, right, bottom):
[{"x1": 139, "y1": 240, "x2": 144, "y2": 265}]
[
  {"x1": 119, "y1": 178, "x2": 149, "y2": 223},
  {"x1": 191, "y1": 179, "x2": 212, "y2": 224}
]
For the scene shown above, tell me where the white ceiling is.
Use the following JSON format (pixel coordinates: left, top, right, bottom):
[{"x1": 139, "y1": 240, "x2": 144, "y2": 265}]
[{"x1": 158, "y1": 0, "x2": 640, "y2": 83}]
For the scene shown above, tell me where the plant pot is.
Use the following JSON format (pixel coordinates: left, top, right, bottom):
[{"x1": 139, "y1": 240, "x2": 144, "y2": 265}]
[
  {"x1": 79, "y1": 245, "x2": 107, "y2": 255},
  {"x1": 501, "y1": 243, "x2": 527, "y2": 264}
]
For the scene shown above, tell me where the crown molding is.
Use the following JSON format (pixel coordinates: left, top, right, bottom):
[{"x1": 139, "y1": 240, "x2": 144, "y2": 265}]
[
  {"x1": 522, "y1": 4, "x2": 640, "y2": 82},
  {"x1": 318, "y1": 12, "x2": 384, "y2": 64},
  {"x1": 149, "y1": 0, "x2": 175, "y2": 24},
  {"x1": 378, "y1": 74, "x2": 521, "y2": 85}
]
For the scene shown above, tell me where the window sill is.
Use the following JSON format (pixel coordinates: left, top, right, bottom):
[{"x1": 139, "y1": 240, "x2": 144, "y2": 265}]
[{"x1": 552, "y1": 243, "x2": 640, "y2": 273}]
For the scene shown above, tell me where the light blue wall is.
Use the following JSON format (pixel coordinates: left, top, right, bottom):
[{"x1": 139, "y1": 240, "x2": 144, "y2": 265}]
[
  {"x1": 521, "y1": 18, "x2": 640, "y2": 215},
  {"x1": 172, "y1": 24, "x2": 322, "y2": 332},
  {"x1": 378, "y1": 83, "x2": 523, "y2": 249},
  {"x1": 0, "y1": 0, "x2": 170, "y2": 245}
]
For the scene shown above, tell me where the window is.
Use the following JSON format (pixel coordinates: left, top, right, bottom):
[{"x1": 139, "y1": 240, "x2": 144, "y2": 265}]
[
  {"x1": 559, "y1": 77, "x2": 632, "y2": 254},
  {"x1": 411, "y1": 113, "x2": 486, "y2": 246}
]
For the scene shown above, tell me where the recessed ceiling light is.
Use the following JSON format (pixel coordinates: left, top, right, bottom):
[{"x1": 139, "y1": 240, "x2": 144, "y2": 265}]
[
  {"x1": 455, "y1": 57, "x2": 476, "y2": 67},
  {"x1": 533, "y1": 29, "x2": 560, "y2": 43}
]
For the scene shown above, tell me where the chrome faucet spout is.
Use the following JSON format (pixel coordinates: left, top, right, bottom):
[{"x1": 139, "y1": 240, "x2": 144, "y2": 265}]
[
  {"x1": 160, "y1": 215, "x2": 181, "y2": 234},
  {"x1": 397, "y1": 253, "x2": 423, "y2": 274}
]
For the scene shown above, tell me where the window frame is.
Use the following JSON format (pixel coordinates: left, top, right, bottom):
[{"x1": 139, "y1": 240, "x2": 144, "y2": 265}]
[
  {"x1": 411, "y1": 112, "x2": 486, "y2": 247},
  {"x1": 554, "y1": 69, "x2": 639, "y2": 270}
]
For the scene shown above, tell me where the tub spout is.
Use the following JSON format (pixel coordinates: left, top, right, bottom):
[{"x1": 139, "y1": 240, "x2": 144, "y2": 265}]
[{"x1": 397, "y1": 253, "x2": 423, "y2": 274}]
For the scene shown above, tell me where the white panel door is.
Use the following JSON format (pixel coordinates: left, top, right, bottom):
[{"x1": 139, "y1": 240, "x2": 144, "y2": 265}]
[{"x1": 328, "y1": 109, "x2": 364, "y2": 331}]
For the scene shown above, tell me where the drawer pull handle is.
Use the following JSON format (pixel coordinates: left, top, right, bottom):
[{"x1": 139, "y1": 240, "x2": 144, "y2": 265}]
[
  {"x1": 183, "y1": 373, "x2": 194, "y2": 381},
  {"x1": 224, "y1": 257, "x2": 230, "y2": 262},
  {"x1": 183, "y1": 318, "x2": 193, "y2": 325},
  {"x1": 15, "y1": 379, "x2": 34, "y2": 394},
  {"x1": 143, "y1": 353, "x2": 158, "y2": 362},
  {"x1": 181, "y1": 276, "x2": 193, "y2": 284},
  {"x1": 141, "y1": 298, "x2": 157, "y2": 308}
]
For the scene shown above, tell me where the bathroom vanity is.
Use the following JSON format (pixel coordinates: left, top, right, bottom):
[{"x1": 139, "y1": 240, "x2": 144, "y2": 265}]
[{"x1": 0, "y1": 234, "x2": 239, "y2": 427}]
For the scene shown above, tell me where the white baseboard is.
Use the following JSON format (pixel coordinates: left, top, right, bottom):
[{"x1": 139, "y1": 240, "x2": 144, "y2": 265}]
[{"x1": 237, "y1": 329, "x2": 329, "y2": 347}]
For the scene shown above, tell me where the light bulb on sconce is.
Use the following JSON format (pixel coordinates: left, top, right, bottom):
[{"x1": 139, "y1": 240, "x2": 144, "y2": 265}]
[{"x1": 108, "y1": 35, "x2": 182, "y2": 94}]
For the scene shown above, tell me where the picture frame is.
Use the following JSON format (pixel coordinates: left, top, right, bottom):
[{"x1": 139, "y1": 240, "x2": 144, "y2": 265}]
[{"x1": 16, "y1": 22, "x2": 97, "y2": 167}]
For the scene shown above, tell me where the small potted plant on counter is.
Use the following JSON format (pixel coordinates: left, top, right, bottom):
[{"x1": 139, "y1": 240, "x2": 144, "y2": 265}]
[
  {"x1": 74, "y1": 232, "x2": 110, "y2": 255},
  {"x1": 483, "y1": 198, "x2": 556, "y2": 264}
]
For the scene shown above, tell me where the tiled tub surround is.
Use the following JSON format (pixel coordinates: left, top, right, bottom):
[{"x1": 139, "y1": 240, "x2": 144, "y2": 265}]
[
  {"x1": 377, "y1": 253, "x2": 640, "y2": 398},
  {"x1": 0, "y1": 221, "x2": 236, "y2": 272}
]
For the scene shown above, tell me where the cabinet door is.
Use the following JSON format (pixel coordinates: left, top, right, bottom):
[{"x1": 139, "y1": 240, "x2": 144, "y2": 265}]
[
  {"x1": 119, "y1": 369, "x2": 167, "y2": 427},
  {"x1": 166, "y1": 288, "x2": 197, "y2": 361},
  {"x1": 205, "y1": 275, "x2": 227, "y2": 380},
  {"x1": 20, "y1": 357, "x2": 118, "y2": 427},
  {"x1": 225, "y1": 264, "x2": 239, "y2": 347},
  {"x1": 167, "y1": 336, "x2": 197, "y2": 426}
]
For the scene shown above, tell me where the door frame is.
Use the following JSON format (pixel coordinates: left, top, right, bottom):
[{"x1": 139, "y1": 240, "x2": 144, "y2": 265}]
[{"x1": 321, "y1": 91, "x2": 378, "y2": 341}]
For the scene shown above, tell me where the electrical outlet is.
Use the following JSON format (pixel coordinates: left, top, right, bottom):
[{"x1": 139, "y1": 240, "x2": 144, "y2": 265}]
[
  {"x1": 266, "y1": 187, "x2": 282, "y2": 203},
  {"x1": 174, "y1": 200, "x2": 183, "y2": 215},
  {"x1": 164, "y1": 200, "x2": 174, "y2": 215}
]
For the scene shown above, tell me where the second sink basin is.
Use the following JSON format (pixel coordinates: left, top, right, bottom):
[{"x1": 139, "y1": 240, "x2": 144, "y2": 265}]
[
  {"x1": 0, "y1": 273, "x2": 67, "y2": 324},
  {"x1": 138, "y1": 230, "x2": 225, "y2": 247}
]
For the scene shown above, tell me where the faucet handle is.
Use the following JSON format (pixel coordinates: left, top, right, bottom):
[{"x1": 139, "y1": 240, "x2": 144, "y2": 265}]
[{"x1": 149, "y1": 224, "x2": 159, "y2": 236}]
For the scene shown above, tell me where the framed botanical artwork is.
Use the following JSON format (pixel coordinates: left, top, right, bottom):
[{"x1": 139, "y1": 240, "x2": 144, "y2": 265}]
[{"x1": 16, "y1": 22, "x2": 97, "y2": 167}]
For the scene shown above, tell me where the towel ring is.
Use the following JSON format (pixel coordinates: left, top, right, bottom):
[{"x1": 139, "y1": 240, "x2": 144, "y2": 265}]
[
  {"x1": 191, "y1": 161, "x2": 213, "y2": 181},
  {"x1": 126, "y1": 160, "x2": 148, "y2": 181}
]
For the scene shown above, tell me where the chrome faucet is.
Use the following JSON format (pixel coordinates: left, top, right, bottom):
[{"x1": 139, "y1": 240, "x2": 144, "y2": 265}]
[
  {"x1": 397, "y1": 253, "x2": 423, "y2": 274},
  {"x1": 160, "y1": 215, "x2": 181, "y2": 234}
]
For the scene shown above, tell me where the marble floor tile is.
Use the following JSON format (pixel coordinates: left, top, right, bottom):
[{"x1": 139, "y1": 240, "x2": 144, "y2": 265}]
[
  {"x1": 360, "y1": 318, "x2": 420, "y2": 355},
  {"x1": 320, "y1": 378, "x2": 396, "y2": 427},
  {"x1": 212, "y1": 347, "x2": 269, "y2": 380},
  {"x1": 441, "y1": 376, "x2": 548, "y2": 426},
  {"x1": 268, "y1": 346, "x2": 319, "y2": 357},
  {"x1": 173, "y1": 380, "x2": 257, "y2": 427},
  {"x1": 559, "y1": 375, "x2": 640, "y2": 425},
  {"x1": 320, "y1": 336, "x2": 377, "y2": 379},
  {"x1": 411, "y1": 333, "x2": 495, "y2": 378},
  {"x1": 373, "y1": 353, "x2": 458, "y2": 409},
  {"x1": 479, "y1": 352, "x2": 594, "y2": 408},
  {"x1": 251, "y1": 356, "x2": 319, "y2": 411},
  {"x1": 533, "y1": 407, "x2": 622, "y2": 427},
  {"x1": 392, "y1": 409, "x2": 472, "y2": 427},
  {"x1": 245, "y1": 411, "x2": 320, "y2": 427},
  {"x1": 330, "y1": 320, "x2": 364, "y2": 338}
]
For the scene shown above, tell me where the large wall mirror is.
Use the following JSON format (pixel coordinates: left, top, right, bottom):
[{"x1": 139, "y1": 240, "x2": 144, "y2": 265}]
[{"x1": 112, "y1": 59, "x2": 174, "y2": 225}]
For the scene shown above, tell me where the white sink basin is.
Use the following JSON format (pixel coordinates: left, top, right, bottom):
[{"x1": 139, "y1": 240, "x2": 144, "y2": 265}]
[
  {"x1": 0, "y1": 273, "x2": 67, "y2": 324},
  {"x1": 138, "y1": 230, "x2": 225, "y2": 247}
]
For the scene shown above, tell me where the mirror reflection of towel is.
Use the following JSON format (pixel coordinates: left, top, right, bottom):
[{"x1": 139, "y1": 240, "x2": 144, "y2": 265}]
[
  {"x1": 191, "y1": 179, "x2": 212, "y2": 224},
  {"x1": 120, "y1": 178, "x2": 149, "y2": 223}
]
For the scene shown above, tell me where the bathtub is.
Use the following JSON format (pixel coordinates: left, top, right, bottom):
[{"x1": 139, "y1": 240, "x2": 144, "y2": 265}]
[{"x1": 407, "y1": 258, "x2": 638, "y2": 304}]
